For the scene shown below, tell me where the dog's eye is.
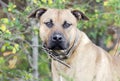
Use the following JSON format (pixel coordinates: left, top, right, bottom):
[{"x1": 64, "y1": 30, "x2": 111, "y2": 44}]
[
  {"x1": 63, "y1": 21, "x2": 72, "y2": 28},
  {"x1": 44, "y1": 19, "x2": 53, "y2": 28}
]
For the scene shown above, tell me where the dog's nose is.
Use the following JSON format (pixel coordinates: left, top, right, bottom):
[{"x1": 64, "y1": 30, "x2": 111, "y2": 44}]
[{"x1": 52, "y1": 34, "x2": 63, "y2": 42}]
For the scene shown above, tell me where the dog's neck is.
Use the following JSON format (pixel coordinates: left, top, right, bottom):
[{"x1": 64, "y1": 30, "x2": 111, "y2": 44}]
[{"x1": 65, "y1": 30, "x2": 92, "y2": 63}]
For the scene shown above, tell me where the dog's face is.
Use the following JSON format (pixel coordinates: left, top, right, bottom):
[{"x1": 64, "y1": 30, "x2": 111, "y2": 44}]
[{"x1": 28, "y1": 8, "x2": 88, "y2": 50}]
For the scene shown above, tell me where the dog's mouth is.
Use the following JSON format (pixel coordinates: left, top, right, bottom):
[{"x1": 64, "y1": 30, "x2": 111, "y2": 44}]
[{"x1": 43, "y1": 41, "x2": 69, "y2": 50}]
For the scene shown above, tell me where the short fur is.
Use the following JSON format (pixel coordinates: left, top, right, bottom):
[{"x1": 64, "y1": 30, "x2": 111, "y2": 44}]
[{"x1": 29, "y1": 8, "x2": 120, "y2": 81}]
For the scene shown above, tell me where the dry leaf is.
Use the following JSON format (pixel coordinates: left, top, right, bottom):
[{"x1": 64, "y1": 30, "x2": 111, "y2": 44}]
[
  {"x1": 3, "y1": 51, "x2": 13, "y2": 56},
  {"x1": 8, "y1": 56, "x2": 17, "y2": 69}
]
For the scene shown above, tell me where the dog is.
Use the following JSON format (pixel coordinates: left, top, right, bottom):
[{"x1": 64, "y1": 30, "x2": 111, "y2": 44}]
[{"x1": 28, "y1": 8, "x2": 120, "y2": 81}]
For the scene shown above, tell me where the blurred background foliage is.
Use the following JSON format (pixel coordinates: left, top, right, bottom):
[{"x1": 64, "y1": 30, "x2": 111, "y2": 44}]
[{"x1": 0, "y1": 0, "x2": 120, "y2": 81}]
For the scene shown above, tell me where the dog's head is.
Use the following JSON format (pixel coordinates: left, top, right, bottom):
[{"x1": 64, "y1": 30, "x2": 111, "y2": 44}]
[{"x1": 28, "y1": 8, "x2": 89, "y2": 50}]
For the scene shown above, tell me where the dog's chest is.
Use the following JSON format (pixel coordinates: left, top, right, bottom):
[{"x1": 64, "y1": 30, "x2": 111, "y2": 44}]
[
  {"x1": 52, "y1": 53, "x2": 98, "y2": 81},
  {"x1": 52, "y1": 60, "x2": 74, "y2": 80}
]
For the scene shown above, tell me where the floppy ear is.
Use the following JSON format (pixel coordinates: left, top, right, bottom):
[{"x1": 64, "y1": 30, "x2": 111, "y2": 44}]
[
  {"x1": 28, "y1": 8, "x2": 47, "y2": 19},
  {"x1": 71, "y1": 10, "x2": 89, "y2": 21}
]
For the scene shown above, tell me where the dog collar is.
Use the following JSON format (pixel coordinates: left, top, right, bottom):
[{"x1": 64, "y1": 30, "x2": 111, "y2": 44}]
[{"x1": 42, "y1": 45, "x2": 71, "y2": 68}]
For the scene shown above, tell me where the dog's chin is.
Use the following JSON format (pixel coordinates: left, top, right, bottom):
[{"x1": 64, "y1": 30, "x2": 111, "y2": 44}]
[
  {"x1": 45, "y1": 44, "x2": 69, "y2": 50},
  {"x1": 48, "y1": 46, "x2": 67, "y2": 50}
]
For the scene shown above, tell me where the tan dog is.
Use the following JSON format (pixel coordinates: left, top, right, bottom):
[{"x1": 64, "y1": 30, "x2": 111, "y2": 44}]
[{"x1": 28, "y1": 8, "x2": 120, "y2": 81}]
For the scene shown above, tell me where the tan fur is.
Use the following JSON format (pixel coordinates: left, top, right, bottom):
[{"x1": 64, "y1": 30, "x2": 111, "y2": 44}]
[
  {"x1": 51, "y1": 30, "x2": 120, "y2": 81},
  {"x1": 29, "y1": 8, "x2": 120, "y2": 81}
]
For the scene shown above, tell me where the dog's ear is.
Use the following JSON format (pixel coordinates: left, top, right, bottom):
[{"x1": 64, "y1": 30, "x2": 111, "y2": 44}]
[
  {"x1": 71, "y1": 10, "x2": 89, "y2": 21},
  {"x1": 28, "y1": 8, "x2": 47, "y2": 19}
]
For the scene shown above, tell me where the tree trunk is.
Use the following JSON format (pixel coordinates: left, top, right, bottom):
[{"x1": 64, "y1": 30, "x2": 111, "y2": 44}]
[{"x1": 31, "y1": 20, "x2": 39, "y2": 80}]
